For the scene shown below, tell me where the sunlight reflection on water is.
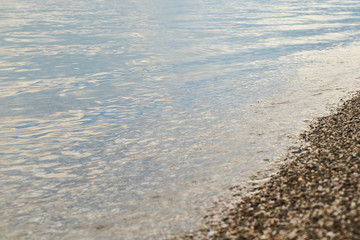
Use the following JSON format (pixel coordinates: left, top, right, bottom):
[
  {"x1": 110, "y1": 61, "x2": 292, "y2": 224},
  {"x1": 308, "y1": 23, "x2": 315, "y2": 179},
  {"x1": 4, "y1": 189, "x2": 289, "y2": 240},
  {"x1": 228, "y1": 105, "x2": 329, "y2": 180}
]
[{"x1": 1, "y1": 0, "x2": 360, "y2": 239}]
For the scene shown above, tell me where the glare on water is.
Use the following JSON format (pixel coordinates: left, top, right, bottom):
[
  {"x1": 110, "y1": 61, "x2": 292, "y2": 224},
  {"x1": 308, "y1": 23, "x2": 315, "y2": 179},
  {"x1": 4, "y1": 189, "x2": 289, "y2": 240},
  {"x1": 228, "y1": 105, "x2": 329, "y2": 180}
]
[{"x1": 1, "y1": 0, "x2": 360, "y2": 239}]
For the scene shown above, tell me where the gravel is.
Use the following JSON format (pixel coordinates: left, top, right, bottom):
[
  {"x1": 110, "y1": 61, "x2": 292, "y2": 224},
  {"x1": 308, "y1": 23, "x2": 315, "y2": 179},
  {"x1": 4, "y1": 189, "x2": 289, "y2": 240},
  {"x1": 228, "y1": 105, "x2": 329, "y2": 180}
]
[{"x1": 176, "y1": 92, "x2": 360, "y2": 240}]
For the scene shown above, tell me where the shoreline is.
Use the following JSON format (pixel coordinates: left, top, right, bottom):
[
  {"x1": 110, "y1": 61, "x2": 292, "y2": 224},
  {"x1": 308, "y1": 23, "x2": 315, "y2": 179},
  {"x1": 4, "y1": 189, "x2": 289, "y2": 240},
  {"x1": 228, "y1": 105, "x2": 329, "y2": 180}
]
[{"x1": 176, "y1": 91, "x2": 360, "y2": 239}]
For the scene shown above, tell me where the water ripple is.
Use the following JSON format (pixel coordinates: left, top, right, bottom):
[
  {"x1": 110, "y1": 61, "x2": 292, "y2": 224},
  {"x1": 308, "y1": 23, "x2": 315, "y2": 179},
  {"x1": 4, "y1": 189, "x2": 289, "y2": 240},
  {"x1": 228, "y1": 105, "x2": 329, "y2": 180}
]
[{"x1": 1, "y1": 0, "x2": 360, "y2": 239}]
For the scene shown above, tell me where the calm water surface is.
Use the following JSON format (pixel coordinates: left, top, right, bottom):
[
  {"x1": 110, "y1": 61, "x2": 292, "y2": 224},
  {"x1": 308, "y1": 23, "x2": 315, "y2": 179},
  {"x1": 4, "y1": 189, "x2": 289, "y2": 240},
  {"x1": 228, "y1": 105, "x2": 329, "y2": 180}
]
[{"x1": 1, "y1": 0, "x2": 360, "y2": 239}]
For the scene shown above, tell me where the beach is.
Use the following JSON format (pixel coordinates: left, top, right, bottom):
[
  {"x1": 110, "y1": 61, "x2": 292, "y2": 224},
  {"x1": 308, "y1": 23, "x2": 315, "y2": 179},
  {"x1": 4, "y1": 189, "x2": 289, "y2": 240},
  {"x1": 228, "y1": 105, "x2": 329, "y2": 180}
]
[
  {"x1": 179, "y1": 91, "x2": 360, "y2": 239},
  {"x1": 2, "y1": 1, "x2": 360, "y2": 238}
]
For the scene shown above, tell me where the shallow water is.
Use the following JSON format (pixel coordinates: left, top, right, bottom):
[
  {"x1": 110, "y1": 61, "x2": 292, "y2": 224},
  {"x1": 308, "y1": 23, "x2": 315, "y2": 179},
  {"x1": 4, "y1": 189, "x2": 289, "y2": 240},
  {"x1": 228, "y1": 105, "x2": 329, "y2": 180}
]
[{"x1": 1, "y1": 0, "x2": 360, "y2": 239}]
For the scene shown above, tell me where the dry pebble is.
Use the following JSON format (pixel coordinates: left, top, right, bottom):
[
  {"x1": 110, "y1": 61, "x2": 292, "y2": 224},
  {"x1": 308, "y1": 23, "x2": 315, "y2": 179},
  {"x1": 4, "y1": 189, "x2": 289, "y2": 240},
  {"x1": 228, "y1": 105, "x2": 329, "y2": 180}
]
[{"x1": 176, "y1": 92, "x2": 360, "y2": 240}]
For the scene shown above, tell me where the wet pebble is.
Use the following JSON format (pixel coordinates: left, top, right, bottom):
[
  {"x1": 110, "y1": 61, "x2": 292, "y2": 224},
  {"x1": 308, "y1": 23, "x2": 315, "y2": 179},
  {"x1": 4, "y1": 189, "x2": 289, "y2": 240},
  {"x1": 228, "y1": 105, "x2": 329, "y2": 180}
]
[{"x1": 176, "y1": 92, "x2": 360, "y2": 239}]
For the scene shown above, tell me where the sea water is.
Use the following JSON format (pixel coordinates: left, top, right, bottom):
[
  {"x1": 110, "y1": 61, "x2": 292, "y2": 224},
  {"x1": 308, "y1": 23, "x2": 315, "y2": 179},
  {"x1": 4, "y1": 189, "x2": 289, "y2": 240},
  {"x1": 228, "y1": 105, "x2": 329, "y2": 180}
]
[{"x1": 1, "y1": 0, "x2": 360, "y2": 239}]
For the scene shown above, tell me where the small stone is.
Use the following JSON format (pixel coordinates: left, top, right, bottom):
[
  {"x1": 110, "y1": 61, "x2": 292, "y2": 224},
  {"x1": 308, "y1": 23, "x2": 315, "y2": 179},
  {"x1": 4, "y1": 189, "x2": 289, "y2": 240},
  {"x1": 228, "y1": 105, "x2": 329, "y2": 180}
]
[
  {"x1": 178, "y1": 92, "x2": 360, "y2": 240},
  {"x1": 326, "y1": 231, "x2": 336, "y2": 238},
  {"x1": 207, "y1": 230, "x2": 217, "y2": 237}
]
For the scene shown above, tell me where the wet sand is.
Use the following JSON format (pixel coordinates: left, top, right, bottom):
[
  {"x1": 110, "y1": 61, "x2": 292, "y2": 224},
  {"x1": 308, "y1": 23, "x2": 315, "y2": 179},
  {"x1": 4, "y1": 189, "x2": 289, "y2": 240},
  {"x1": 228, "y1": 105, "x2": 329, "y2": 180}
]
[{"x1": 177, "y1": 91, "x2": 360, "y2": 239}]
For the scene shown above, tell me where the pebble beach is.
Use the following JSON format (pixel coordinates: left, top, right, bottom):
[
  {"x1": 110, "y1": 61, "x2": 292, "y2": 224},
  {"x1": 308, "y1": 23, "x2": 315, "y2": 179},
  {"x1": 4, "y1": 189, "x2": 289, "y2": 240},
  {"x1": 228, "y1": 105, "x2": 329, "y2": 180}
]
[
  {"x1": 3, "y1": 2, "x2": 360, "y2": 239},
  {"x1": 178, "y1": 91, "x2": 360, "y2": 240}
]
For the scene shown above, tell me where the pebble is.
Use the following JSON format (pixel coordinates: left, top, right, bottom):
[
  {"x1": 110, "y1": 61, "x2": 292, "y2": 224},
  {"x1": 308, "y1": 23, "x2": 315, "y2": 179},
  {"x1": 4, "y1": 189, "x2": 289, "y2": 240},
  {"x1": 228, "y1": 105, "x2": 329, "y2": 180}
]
[{"x1": 176, "y1": 92, "x2": 360, "y2": 239}]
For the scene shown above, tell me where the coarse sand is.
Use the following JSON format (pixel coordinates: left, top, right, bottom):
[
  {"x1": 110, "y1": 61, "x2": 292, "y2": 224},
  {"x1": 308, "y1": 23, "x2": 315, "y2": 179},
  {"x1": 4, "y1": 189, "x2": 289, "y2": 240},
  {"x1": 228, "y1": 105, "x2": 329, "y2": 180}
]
[{"x1": 177, "y1": 91, "x2": 360, "y2": 240}]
